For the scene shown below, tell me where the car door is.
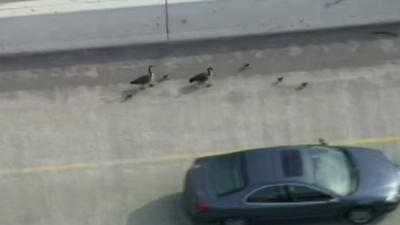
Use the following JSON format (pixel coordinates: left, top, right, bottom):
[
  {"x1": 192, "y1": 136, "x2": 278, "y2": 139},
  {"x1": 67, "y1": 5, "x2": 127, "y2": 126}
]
[
  {"x1": 241, "y1": 185, "x2": 293, "y2": 220},
  {"x1": 284, "y1": 184, "x2": 343, "y2": 218}
]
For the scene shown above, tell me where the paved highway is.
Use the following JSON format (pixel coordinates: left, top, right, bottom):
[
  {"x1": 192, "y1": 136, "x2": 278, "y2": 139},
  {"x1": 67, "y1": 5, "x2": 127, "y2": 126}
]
[{"x1": 1, "y1": 24, "x2": 400, "y2": 225}]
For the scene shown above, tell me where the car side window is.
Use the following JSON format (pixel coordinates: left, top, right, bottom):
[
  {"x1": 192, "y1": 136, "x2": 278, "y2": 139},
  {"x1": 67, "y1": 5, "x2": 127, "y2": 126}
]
[
  {"x1": 287, "y1": 185, "x2": 333, "y2": 202},
  {"x1": 247, "y1": 186, "x2": 288, "y2": 203}
]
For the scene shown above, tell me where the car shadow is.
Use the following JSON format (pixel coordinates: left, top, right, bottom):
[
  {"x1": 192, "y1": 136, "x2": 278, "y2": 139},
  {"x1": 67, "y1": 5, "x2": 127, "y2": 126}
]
[
  {"x1": 253, "y1": 213, "x2": 386, "y2": 225},
  {"x1": 127, "y1": 193, "x2": 196, "y2": 225},
  {"x1": 254, "y1": 218, "x2": 339, "y2": 225},
  {"x1": 127, "y1": 193, "x2": 389, "y2": 225}
]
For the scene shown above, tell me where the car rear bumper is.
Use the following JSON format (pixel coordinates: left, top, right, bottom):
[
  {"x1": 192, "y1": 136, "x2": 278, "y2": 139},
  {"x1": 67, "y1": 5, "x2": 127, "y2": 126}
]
[
  {"x1": 181, "y1": 198, "x2": 221, "y2": 223},
  {"x1": 181, "y1": 202, "x2": 218, "y2": 223},
  {"x1": 187, "y1": 213, "x2": 222, "y2": 223}
]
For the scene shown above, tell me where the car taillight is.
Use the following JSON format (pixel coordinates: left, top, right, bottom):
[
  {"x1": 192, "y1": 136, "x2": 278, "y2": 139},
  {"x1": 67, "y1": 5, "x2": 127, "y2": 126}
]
[{"x1": 195, "y1": 200, "x2": 209, "y2": 213}]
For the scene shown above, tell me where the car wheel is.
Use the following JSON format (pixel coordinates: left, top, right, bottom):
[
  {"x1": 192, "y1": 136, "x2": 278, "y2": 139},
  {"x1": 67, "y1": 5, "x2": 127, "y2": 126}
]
[
  {"x1": 347, "y1": 206, "x2": 376, "y2": 224},
  {"x1": 221, "y1": 217, "x2": 249, "y2": 225}
]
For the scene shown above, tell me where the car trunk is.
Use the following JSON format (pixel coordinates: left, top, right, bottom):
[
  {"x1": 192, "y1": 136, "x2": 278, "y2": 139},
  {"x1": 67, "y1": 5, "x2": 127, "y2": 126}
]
[{"x1": 183, "y1": 153, "x2": 246, "y2": 215}]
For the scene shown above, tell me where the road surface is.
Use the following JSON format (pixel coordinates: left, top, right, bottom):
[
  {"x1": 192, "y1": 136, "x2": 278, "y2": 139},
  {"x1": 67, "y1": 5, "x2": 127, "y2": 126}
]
[{"x1": 0, "y1": 24, "x2": 400, "y2": 225}]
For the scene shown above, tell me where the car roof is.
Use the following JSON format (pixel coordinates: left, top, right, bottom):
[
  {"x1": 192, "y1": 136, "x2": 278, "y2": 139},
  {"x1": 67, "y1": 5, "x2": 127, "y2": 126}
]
[{"x1": 243, "y1": 146, "x2": 314, "y2": 186}]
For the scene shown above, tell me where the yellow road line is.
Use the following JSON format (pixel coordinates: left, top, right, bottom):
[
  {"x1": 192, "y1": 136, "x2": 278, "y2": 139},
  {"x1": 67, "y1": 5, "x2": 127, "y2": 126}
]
[
  {"x1": 1, "y1": 134, "x2": 400, "y2": 176},
  {"x1": 350, "y1": 135, "x2": 400, "y2": 145},
  {"x1": 0, "y1": 153, "x2": 202, "y2": 176}
]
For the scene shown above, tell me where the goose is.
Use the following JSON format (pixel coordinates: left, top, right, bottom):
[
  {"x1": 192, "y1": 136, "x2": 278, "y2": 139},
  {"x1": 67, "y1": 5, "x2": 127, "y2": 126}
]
[
  {"x1": 318, "y1": 138, "x2": 328, "y2": 146},
  {"x1": 189, "y1": 67, "x2": 213, "y2": 87},
  {"x1": 238, "y1": 63, "x2": 250, "y2": 72},
  {"x1": 158, "y1": 74, "x2": 169, "y2": 83},
  {"x1": 273, "y1": 77, "x2": 284, "y2": 85},
  {"x1": 296, "y1": 82, "x2": 308, "y2": 90},
  {"x1": 130, "y1": 65, "x2": 155, "y2": 89}
]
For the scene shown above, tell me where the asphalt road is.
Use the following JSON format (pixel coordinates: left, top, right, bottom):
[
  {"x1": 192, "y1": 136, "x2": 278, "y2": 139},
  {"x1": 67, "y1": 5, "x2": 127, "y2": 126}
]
[{"x1": 1, "y1": 24, "x2": 400, "y2": 225}]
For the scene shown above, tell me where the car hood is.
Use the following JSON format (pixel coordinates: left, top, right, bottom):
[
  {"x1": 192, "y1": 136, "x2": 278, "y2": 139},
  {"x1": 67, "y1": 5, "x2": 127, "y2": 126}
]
[{"x1": 346, "y1": 147, "x2": 400, "y2": 200}]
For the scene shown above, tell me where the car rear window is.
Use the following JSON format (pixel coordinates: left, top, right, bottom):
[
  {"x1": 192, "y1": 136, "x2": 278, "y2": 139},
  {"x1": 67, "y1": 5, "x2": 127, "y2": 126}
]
[{"x1": 210, "y1": 153, "x2": 246, "y2": 196}]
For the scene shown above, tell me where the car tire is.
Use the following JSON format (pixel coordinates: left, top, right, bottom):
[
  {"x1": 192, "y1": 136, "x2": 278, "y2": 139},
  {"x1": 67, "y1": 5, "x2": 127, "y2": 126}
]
[
  {"x1": 346, "y1": 206, "x2": 376, "y2": 224},
  {"x1": 221, "y1": 217, "x2": 250, "y2": 225}
]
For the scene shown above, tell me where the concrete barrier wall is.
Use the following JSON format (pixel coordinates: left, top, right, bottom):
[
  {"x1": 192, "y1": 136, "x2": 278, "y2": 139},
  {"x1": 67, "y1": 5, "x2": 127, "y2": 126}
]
[
  {"x1": 0, "y1": 0, "x2": 167, "y2": 55},
  {"x1": 168, "y1": 0, "x2": 400, "y2": 40},
  {"x1": 1, "y1": 0, "x2": 400, "y2": 55}
]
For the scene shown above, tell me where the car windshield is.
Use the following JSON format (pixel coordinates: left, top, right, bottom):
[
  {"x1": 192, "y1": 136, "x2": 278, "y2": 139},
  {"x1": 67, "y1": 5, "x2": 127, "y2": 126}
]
[
  {"x1": 210, "y1": 153, "x2": 246, "y2": 195},
  {"x1": 309, "y1": 146, "x2": 353, "y2": 196}
]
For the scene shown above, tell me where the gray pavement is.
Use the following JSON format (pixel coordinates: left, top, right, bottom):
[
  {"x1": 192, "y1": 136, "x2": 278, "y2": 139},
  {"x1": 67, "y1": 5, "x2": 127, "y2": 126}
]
[{"x1": 1, "y1": 24, "x2": 400, "y2": 225}]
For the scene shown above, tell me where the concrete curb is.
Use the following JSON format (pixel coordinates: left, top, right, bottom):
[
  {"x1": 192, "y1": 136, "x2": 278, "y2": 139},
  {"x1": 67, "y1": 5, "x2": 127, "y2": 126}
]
[{"x1": 0, "y1": 0, "x2": 400, "y2": 56}]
